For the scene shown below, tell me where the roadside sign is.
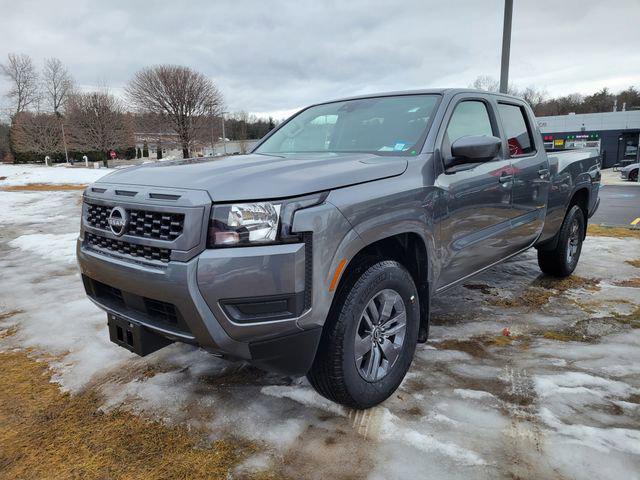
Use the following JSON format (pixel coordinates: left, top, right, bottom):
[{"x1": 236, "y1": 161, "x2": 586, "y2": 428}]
[{"x1": 110, "y1": 150, "x2": 117, "y2": 159}]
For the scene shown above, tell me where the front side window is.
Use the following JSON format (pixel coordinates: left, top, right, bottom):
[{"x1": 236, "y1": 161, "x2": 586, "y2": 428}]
[
  {"x1": 445, "y1": 100, "x2": 494, "y2": 144},
  {"x1": 255, "y1": 95, "x2": 440, "y2": 155},
  {"x1": 498, "y1": 103, "x2": 535, "y2": 156}
]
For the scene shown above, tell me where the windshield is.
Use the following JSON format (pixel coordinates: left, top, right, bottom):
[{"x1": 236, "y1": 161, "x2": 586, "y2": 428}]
[{"x1": 255, "y1": 94, "x2": 440, "y2": 155}]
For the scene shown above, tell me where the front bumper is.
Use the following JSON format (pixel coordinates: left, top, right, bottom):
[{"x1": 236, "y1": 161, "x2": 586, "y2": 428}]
[
  {"x1": 77, "y1": 184, "x2": 358, "y2": 375},
  {"x1": 78, "y1": 240, "x2": 321, "y2": 375}
]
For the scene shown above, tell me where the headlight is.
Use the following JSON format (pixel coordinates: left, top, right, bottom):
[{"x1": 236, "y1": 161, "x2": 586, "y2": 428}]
[{"x1": 207, "y1": 192, "x2": 327, "y2": 247}]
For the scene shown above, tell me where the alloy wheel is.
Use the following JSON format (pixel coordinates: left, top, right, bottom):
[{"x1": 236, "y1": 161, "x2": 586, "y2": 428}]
[{"x1": 354, "y1": 289, "x2": 407, "y2": 382}]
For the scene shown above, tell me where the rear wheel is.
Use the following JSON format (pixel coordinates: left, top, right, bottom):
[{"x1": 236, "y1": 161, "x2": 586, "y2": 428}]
[
  {"x1": 630, "y1": 169, "x2": 638, "y2": 182},
  {"x1": 307, "y1": 260, "x2": 420, "y2": 409},
  {"x1": 537, "y1": 204, "x2": 585, "y2": 277}
]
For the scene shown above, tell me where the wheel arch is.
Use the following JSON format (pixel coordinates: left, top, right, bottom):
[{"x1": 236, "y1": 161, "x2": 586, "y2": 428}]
[
  {"x1": 328, "y1": 231, "x2": 431, "y2": 340},
  {"x1": 568, "y1": 187, "x2": 589, "y2": 239}
]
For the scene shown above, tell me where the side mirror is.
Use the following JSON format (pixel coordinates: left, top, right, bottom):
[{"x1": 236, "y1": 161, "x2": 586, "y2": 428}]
[{"x1": 447, "y1": 135, "x2": 501, "y2": 167}]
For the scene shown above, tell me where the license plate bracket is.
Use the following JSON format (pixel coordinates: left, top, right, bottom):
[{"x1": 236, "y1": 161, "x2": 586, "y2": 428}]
[{"x1": 107, "y1": 314, "x2": 172, "y2": 356}]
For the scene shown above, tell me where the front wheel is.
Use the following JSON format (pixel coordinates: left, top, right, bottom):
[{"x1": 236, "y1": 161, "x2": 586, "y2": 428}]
[
  {"x1": 537, "y1": 204, "x2": 585, "y2": 277},
  {"x1": 307, "y1": 260, "x2": 420, "y2": 409}
]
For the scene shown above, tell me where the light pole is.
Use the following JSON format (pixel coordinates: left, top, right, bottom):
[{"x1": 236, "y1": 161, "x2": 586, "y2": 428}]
[
  {"x1": 220, "y1": 111, "x2": 228, "y2": 155},
  {"x1": 499, "y1": 0, "x2": 513, "y2": 94}
]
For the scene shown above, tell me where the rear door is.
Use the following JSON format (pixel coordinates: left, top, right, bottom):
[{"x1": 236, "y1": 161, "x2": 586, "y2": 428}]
[
  {"x1": 496, "y1": 101, "x2": 550, "y2": 249},
  {"x1": 434, "y1": 94, "x2": 515, "y2": 290}
]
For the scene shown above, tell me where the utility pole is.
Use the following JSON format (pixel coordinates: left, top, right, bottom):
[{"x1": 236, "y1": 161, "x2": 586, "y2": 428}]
[
  {"x1": 210, "y1": 114, "x2": 215, "y2": 156},
  {"x1": 220, "y1": 111, "x2": 228, "y2": 155},
  {"x1": 499, "y1": 0, "x2": 513, "y2": 94}
]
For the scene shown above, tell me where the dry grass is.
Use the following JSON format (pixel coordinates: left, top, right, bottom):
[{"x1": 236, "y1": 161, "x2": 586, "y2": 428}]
[
  {"x1": 613, "y1": 306, "x2": 640, "y2": 328},
  {"x1": 540, "y1": 307, "x2": 640, "y2": 343},
  {"x1": 1, "y1": 183, "x2": 87, "y2": 191},
  {"x1": 626, "y1": 259, "x2": 640, "y2": 269},
  {"x1": 434, "y1": 338, "x2": 491, "y2": 358},
  {"x1": 533, "y1": 275, "x2": 600, "y2": 292},
  {"x1": 0, "y1": 309, "x2": 23, "y2": 321},
  {"x1": 0, "y1": 326, "x2": 18, "y2": 339},
  {"x1": 488, "y1": 289, "x2": 552, "y2": 309},
  {"x1": 614, "y1": 278, "x2": 640, "y2": 288},
  {"x1": 0, "y1": 350, "x2": 256, "y2": 480},
  {"x1": 587, "y1": 224, "x2": 640, "y2": 239},
  {"x1": 487, "y1": 276, "x2": 600, "y2": 309},
  {"x1": 435, "y1": 334, "x2": 527, "y2": 357},
  {"x1": 542, "y1": 331, "x2": 575, "y2": 342}
]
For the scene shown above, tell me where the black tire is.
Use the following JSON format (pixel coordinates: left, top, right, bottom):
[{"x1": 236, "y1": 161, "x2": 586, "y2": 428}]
[
  {"x1": 537, "y1": 204, "x2": 585, "y2": 277},
  {"x1": 630, "y1": 169, "x2": 638, "y2": 182},
  {"x1": 307, "y1": 260, "x2": 420, "y2": 409}
]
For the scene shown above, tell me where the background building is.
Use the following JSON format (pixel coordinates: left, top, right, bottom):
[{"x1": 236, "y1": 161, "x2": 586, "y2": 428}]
[{"x1": 537, "y1": 110, "x2": 640, "y2": 168}]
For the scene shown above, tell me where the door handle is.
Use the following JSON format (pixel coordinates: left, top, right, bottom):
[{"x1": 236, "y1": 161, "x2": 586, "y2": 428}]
[{"x1": 499, "y1": 174, "x2": 513, "y2": 183}]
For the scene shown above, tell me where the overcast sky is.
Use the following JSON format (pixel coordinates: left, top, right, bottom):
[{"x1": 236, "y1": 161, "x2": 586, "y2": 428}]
[{"x1": 1, "y1": 0, "x2": 638, "y2": 119}]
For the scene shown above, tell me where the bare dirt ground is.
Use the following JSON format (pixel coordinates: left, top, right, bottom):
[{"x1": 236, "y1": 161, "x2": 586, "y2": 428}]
[{"x1": 1, "y1": 189, "x2": 640, "y2": 480}]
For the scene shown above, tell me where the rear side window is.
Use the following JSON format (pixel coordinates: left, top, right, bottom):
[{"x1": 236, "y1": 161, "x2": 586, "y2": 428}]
[
  {"x1": 446, "y1": 101, "x2": 494, "y2": 143},
  {"x1": 498, "y1": 103, "x2": 535, "y2": 156}
]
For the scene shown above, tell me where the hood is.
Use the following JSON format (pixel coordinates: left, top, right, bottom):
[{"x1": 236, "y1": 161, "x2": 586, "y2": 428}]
[
  {"x1": 97, "y1": 152, "x2": 408, "y2": 201},
  {"x1": 621, "y1": 162, "x2": 640, "y2": 172}
]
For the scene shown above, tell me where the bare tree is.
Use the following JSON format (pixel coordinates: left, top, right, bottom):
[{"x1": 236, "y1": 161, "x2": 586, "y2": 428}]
[
  {"x1": 126, "y1": 65, "x2": 223, "y2": 158},
  {"x1": 1, "y1": 53, "x2": 40, "y2": 117},
  {"x1": 42, "y1": 58, "x2": 74, "y2": 115},
  {"x1": 471, "y1": 75, "x2": 500, "y2": 92},
  {"x1": 521, "y1": 86, "x2": 547, "y2": 112},
  {"x1": 66, "y1": 90, "x2": 133, "y2": 160},
  {"x1": 11, "y1": 111, "x2": 63, "y2": 157},
  {"x1": 470, "y1": 75, "x2": 519, "y2": 96}
]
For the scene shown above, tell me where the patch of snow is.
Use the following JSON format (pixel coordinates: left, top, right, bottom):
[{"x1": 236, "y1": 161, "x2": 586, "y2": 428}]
[
  {"x1": 454, "y1": 389, "x2": 496, "y2": 400},
  {"x1": 9, "y1": 233, "x2": 78, "y2": 263},
  {"x1": 535, "y1": 372, "x2": 636, "y2": 403},
  {"x1": 540, "y1": 407, "x2": 640, "y2": 455},
  {"x1": 233, "y1": 453, "x2": 273, "y2": 477},
  {"x1": 379, "y1": 410, "x2": 487, "y2": 466},
  {"x1": 0, "y1": 164, "x2": 110, "y2": 186},
  {"x1": 260, "y1": 385, "x2": 347, "y2": 417},
  {"x1": 0, "y1": 191, "x2": 75, "y2": 226}
]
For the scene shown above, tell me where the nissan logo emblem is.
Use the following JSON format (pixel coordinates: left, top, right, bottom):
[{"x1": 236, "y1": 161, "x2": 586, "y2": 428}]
[{"x1": 107, "y1": 206, "x2": 128, "y2": 236}]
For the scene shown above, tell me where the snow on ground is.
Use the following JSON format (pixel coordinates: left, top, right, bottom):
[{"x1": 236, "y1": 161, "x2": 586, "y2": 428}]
[
  {"x1": 0, "y1": 163, "x2": 111, "y2": 186},
  {"x1": 1, "y1": 187, "x2": 640, "y2": 479}
]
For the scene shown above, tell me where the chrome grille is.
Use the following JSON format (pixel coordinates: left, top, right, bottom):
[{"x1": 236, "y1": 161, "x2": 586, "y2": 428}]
[
  {"x1": 86, "y1": 203, "x2": 185, "y2": 241},
  {"x1": 85, "y1": 232, "x2": 171, "y2": 263}
]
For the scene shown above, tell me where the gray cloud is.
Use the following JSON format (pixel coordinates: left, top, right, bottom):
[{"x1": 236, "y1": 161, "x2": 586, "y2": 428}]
[{"x1": 1, "y1": 0, "x2": 638, "y2": 118}]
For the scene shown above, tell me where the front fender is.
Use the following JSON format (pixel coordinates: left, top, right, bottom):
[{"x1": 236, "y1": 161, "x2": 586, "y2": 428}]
[{"x1": 291, "y1": 201, "x2": 365, "y2": 330}]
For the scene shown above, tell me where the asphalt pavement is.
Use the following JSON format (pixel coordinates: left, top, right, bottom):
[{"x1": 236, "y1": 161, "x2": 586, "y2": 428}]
[{"x1": 591, "y1": 184, "x2": 640, "y2": 226}]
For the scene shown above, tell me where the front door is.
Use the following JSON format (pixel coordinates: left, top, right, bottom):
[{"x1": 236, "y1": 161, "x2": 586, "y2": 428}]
[
  {"x1": 434, "y1": 96, "x2": 514, "y2": 290},
  {"x1": 497, "y1": 101, "x2": 550, "y2": 250}
]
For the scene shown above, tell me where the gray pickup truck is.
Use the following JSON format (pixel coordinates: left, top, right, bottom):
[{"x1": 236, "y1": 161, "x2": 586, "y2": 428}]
[{"x1": 78, "y1": 89, "x2": 600, "y2": 408}]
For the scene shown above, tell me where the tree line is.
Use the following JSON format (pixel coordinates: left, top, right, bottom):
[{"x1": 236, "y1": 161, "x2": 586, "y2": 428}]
[
  {"x1": 471, "y1": 75, "x2": 640, "y2": 116},
  {"x1": 0, "y1": 54, "x2": 277, "y2": 163},
  {"x1": 2, "y1": 58, "x2": 638, "y2": 164}
]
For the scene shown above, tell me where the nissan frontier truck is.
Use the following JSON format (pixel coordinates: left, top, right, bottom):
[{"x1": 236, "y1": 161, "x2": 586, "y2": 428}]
[{"x1": 78, "y1": 89, "x2": 600, "y2": 408}]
